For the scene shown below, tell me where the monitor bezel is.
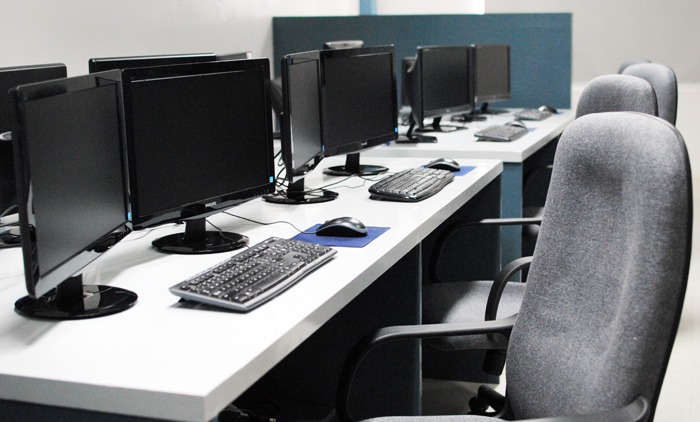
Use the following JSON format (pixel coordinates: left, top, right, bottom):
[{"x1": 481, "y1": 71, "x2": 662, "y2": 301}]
[
  {"x1": 10, "y1": 70, "x2": 131, "y2": 299},
  {"x1": 1, "y1": 63, "x2": 68, "y2": 213},
  {"x1": 120, "y1": 58, "x2": 276, "y2": 230},
  {"x1": 318, "y1": 45, "x2": 398, "y2": 158},
  {"x1": 471, "y1": 44, "x2": 512, "y2": 104},
  {"x1": 280, "y1": 51, "x2": 324, "y2": 184},
  {"x1": 88, "y1": 53, "x2": 216, "y2": 73},
  {"x1": 409, "y1": 45, "x2": 475, "y2": 124}
]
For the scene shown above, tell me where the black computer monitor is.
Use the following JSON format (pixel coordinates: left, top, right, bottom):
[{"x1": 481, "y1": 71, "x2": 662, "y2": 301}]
[
  {"x1": 319, "y1": 46, "x2": 398, "y2": 176},
  {"x1": 0, "y1": 63, "x2": 67, "y2": 216},
  {"x1": 87, "y1": 53, "x2": 216, "y2": 73},
  {"x1": 404, "y1": 45, "x2": 473, "y2": 142},
  {"x1": 323, "y1": 40, "x2": 364, "y2": 50},
  {"x1": 215, "y1": 52, "x2": 252, "y2": 61},
  {"x1": 10, "y1": 70, "x2": 137, "y2": 320},
  {"x1": 400, "y1": 56, "x2": 416, "y2": 108},
  {"x1": 471, "y1": 44, "x2": 511, "y2": 114},
  {"x1": 121, "y1": 59, "x2": 275, "y2": 254},
  {"x1": 264, "y1": 51, "x2": 336, "y2": 205}
]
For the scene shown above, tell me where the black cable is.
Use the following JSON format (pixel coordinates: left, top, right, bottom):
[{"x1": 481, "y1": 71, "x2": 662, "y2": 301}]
[
  {"x1": 206, "y1": 219, "x2": 251, "y2": 248},
  {"x1": 1, "y1": 204, "x2": 18, "y2": 218},
  {"x1": 222, "y1": 211, "x2": 317, "y2": 235}
]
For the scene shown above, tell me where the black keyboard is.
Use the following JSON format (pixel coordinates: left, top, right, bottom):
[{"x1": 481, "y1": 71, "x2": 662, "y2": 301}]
[
  {"x1": 474, "y1": 124, "x2": 528, "y2": 142},
  {"x1": 369, "y1": 167, "x2": 455, "y2": 202},
  {"x1": 170, "y1": 237, "x2": 336, "y2": 312},
  {"x1": 514, "y1": 108, "x2": 553, "y2": 121}
]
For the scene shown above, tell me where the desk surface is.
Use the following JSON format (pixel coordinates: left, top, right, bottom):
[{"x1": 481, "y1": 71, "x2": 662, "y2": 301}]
[
  {"x1": 0, "y1": 156, "x2": 501, "y2": 421},
  {"x1": 365, "y1": 109, "x2": 573, "y2": 163}
]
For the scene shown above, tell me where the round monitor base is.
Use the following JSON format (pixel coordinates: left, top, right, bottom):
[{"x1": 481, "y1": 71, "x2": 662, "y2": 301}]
[
  {"x1": 263, "y1": 190, "x2": 338, "y2": 205},
  {"x1": 323, "y1": 165, "x2": 388, "y2": 177},
  {"x1": 153, "y1": 231, "x2": 248, "y2": 254},
  {"x1": 15, "y1": 285, "x2": 137, "y2": 320}
]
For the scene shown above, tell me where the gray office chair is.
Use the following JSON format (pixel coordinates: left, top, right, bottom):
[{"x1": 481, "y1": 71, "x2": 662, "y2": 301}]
[
  {"x1": 338, "y1": 112, "x2": 692, "y2": 422},
  {"x1": 518, "y1": 73, "x2": 663, "y2": 248},
  {"x1": 424, "y1": 72, "x2": 663, "y2": 373},
  {"x1": 622, "y1": 63, "x2": 678, "y2": 125},
  {"x1": 617, "y1": 58, "x2": 651, "y2": 74},
  {"x1": 575, "y1": 74, "x2": 658, "y2": 118}
]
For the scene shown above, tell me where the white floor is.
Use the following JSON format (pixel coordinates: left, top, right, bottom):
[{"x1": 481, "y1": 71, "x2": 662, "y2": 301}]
[{"x1": 423, "y1": 83, "x2": 700, "y2": 420}]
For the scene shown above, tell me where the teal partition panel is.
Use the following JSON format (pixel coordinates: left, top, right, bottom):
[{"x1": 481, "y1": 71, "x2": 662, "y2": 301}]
[{"x1": 273, "y1": 14, "x2": 572, "y2": 108}]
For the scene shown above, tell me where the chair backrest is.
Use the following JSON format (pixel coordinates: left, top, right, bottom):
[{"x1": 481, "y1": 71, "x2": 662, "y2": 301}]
[
  {"x1": 505, "y1": 112, "x2": 692, "y2": 420},
  {"x1": 618, "y1": 58, "x2": 651, "y2": 74},
  {"x1": 622, "y1": 63, "x2": 678, "y2": 125},
  {"x1": 575, "y1": 74, "x2": 658, "y2": 119}
]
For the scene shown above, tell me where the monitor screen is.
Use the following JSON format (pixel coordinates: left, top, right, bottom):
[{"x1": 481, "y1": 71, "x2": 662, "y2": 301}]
[
  {"x1": 264, "y1": 51, "x2": 337, "y2": 205},
  {"x1": 472, "y1": 44, "x2": 511, "y2": 111},
  {"x1": 319, "y1": 46, "x2": 398, "y2": 176},
  {"x1": 0, "y1": 63, "x2": 67, "y2": 215},
  {"x1": 10, "y1": 70, "x2": 137, "y2": 319},
  {"x1": 405, "y1": 45, "x2": 473, "y2": 138},
  {"x1": 121, "y1": 58, "x2": 275, "y2": 254},
  {"x1": 88, "y1": 53, "x2": 216, "y2": 73}
]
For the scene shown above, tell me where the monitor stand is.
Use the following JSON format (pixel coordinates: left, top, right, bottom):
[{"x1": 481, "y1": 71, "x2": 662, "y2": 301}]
[
  {"x1": 477, "y1": 102, "x2": 509, "y2": 115},
  {"x1": 396, "y1": 121, "x2": 437, "y2": 144},
  {"x1": 263, "y1": 179, "x2": 338, "y2": 204},
  {"x1": 415, "y1": 117, "x2": 464, "y2": 134},
  {"x1": 323, "y1": 153, "x2": 387, "y2": 177},
  {"x1": 152, "y1": 216, "x2": 248, "y2": 254},
  {"x1": 15, "y1": 275, "x2": 137, "y2": 320}
]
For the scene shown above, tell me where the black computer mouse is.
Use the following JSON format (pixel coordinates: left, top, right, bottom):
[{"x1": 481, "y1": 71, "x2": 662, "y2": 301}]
[
  {"x1": 316, "y1": 216, "x2": 368, "y2": 237},
  {"x1": 539, "y1": 104, "x2": 558, "y2": 113},
  {"x1": 425, "y1": 157, "x2": 461, "y2": 172},
  {"x1": 506, "y1": 120, "x2": 528, "y2": 129}
]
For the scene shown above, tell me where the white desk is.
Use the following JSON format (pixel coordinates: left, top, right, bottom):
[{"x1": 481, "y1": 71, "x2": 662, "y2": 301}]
[
  {"x1": 365, "y1": 109, "x2": 573, "y2": 267},
  {"x1": 0, "y1": 156, "x2": 501, "y2": 421}
]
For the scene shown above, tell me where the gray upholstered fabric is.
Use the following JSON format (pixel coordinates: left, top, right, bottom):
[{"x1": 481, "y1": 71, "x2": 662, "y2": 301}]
[
  {"x1": 423, "y1": 280, "x2": 525, "y2": 350},
  {"x1": 575, "y1": 74, "x2": 658, "y2": 119},
  {"x1": 617, "y1": 58, "x2": 651, "y2": 74},
  {"x1": 505, "y1": 112, "x2": 691, "y2": 419},
  {"x1": 622, "y1": 63, "x2": 678, "y2": 125}
]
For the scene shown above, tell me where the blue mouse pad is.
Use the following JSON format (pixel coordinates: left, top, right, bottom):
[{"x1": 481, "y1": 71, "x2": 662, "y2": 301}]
[
  {"x1": 293, "y1": 225, "x2": 390, "y2": 247},
  {"x1": 454, "y1": 166, "x2": 476, "y2": 176},
  {"x1": 422, "y1": 164, "x2": 475, "y2": 176}
]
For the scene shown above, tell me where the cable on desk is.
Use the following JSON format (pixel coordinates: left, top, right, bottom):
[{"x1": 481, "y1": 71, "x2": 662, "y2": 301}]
[{"x1": 223, "y1": 211, "x2": 316, "y2": 235}]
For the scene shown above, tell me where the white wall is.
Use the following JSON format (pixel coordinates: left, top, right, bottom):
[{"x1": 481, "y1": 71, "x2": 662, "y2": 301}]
[
  {"x1": 0, "y1": 0, "x2": 359, "y2": 76},
  {"x1": 375, "y1": 0, "x2": 484, "y2": 15},
  {"x1": 2, "y1": 0, "x2": 698, "y2": 84},
  {"x1": 486, "y1": 0, "x2": 700, "y2": 84}
]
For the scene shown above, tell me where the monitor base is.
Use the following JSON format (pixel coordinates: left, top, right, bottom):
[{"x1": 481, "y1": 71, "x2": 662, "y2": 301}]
[
  {"x1": 323, "y1": 153, "x2": 388, "y2": 176},
  {"x1": 15, "y1": 280, "x2": 137, "y2": 320},
  {"x1": 396, "y1": 134, "x2": 437, "y2": 143},
  {"x1": 153, "y1": 231, "x2": 248, "y2": 254},
  {"x1": 263, "y1": 189, "x2": 338, "y2": 205},
  {"x1": 323, "y1": 165, "x2": 387, "y2": 177}
]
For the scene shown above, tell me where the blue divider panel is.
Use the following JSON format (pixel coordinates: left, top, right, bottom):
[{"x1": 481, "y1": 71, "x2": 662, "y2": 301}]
[{"x1": 273, "y1": 14, "x2": 571, "y2": 108}]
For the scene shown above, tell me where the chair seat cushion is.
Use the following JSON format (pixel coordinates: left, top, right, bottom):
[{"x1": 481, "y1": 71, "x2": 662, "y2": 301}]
[{"x1": 423, "y1": 280, "x2": 526, "y2": 350}]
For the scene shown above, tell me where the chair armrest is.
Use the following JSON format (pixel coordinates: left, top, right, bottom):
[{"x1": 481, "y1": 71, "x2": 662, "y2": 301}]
[
  {"x1": 517, "y1": 396, "x2": 649, "y2": 422},
  {"x1": 429, "y1": 218, "x2": 541, "y2": 284},
  {"x1": 477, "y1": 217, "x2": 543, "y2": 226},
  {"x1": 485, "y1": 256, "x2": 532, "y2": 321},
  {"x1": 336, "y1": 316, "x2": 517, "y2": 422}
]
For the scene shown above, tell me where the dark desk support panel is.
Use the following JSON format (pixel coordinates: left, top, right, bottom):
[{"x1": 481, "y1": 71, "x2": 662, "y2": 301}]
[
  {"x1": 273, "y1": 14, "x2": 572, "y2": 109},
  {"x1": 234, "y1": 246, "x2": 422, "y2": 420}
]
